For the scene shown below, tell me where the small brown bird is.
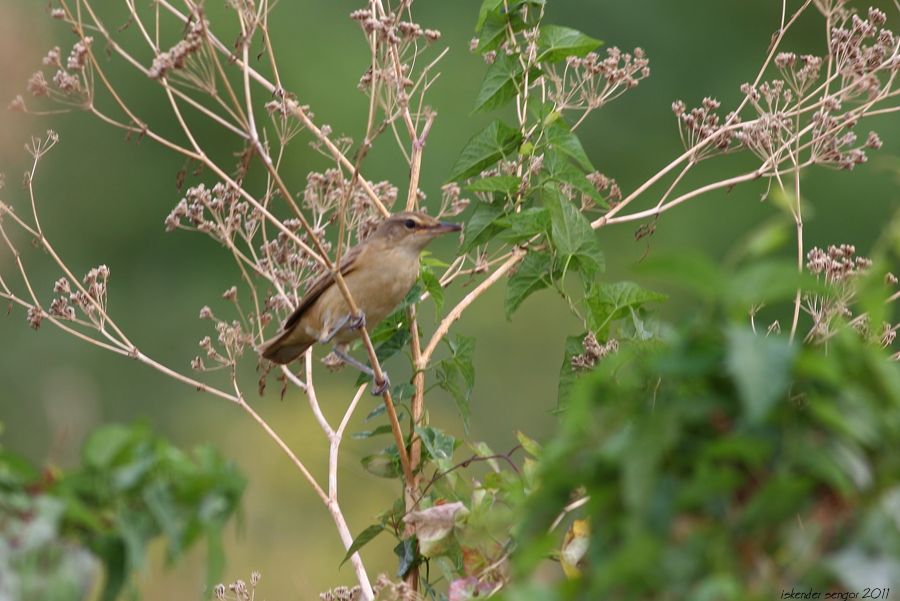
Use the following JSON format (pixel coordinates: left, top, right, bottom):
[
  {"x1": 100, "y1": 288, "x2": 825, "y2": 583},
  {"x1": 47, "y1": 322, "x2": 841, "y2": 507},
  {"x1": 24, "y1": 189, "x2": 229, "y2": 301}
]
[{"x1": 260, "y1": 211, "x2": 461, "y2": 390}]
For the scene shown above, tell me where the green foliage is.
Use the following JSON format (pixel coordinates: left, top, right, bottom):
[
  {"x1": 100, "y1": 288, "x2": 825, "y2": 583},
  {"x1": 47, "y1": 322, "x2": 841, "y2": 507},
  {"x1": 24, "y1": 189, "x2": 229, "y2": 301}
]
[
  {"x1": 0, "y1": 423, "x2": 245, "y2": 601},
  {"x1": 433, "y1": 335, "x2": 477, "y2": 430},
  {"x1": 448, "y1": 121, "x2": 522, "y2": 182},
  {"x1": 506, "y1": 251, "x2": 556, "y2": 318},
  {"x1": 542, "y1": 185, "x2": 604, "y2": 279},
  {"x1": 341, "y1": 524, "x2": 385, "y2": 567},
  {"x1": 361, "y1": 445, "x2": 403, "y2": 479},
  {"x1": 537, "y1": 25, "x2": 602, "y2": 63},
  {"x1": 473, "y1": 55, "x2": 532, "y2": 113},
  {"x1": 507, "y1": 315, "x2": 900, "y2": 600}
]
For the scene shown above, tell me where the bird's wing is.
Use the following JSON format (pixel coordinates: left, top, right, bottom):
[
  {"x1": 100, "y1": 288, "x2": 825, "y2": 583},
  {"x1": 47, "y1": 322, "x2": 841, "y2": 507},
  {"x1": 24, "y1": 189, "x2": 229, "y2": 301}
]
[{"x1": 281, "y1": 244, "x2": 364, "y2": 331}]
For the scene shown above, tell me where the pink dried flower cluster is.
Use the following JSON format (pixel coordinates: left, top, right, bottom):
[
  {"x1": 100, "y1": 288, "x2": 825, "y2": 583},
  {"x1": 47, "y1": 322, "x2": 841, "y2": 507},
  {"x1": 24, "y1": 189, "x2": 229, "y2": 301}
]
[
  {"x1": 806, "y1": 244, "x2": 872, "y2": 282},
  {"x1": 672, "y1": 97, "x2": 740, "y2": 155},
  {"x1": 547, "y1": 47, "x2": 650, "y2": 116},
  {"x1": 350, "y1": 9, "x2": 440, "y2": 45},
  {"x1": 571, "y1": 332, "x2": 618, "y2": 370},
  {"x1": 149, "y1": 16, "x2": 205, "y2": 79}
]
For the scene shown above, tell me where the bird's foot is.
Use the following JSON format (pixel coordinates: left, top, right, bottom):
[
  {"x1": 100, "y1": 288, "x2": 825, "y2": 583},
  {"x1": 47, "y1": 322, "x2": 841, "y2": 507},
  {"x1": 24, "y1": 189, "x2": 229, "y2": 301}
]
[
  {"x1": 349, "y1": 311, "x2": 367, "y2": 331},
  {"x1": 371, "y1": 372, "x2": 391, "y2": 396},
  {"x1": 321, "y1": 350, "x2": 345, "y2": 371}
]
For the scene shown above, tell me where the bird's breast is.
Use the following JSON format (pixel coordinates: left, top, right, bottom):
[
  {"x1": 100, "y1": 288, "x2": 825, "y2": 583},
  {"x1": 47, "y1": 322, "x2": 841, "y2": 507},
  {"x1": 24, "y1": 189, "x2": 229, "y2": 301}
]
[
  {"x1": 346, "y1": 248, "x2": 419, "y2": 319},
  {"x1": 319, "y1": 246, "x2": 419, "y2": 344}
]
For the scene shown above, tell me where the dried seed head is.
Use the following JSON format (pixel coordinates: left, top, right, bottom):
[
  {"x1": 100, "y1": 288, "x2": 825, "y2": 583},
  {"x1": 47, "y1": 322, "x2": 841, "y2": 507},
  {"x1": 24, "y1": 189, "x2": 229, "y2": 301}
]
[
  {"x1": 26, "y1": 306, "x2": 44, "y2": 330},
  {"x1": 53, "y1": 277, "x2": 71, "y2": 294},
  {"x1": 27, "y1": 72, "x2": 50, "y2": 97},
  {"x1": 43, "y1": 47, "x2": 61, "y2": 67},
  {"x1": 67, "y1": 37, "x2": 92, "y2": 71}
]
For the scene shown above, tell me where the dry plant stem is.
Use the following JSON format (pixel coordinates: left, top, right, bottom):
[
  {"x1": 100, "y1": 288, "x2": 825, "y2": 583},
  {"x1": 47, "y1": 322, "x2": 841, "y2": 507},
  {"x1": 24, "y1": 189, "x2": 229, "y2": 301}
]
[
  {"x1": 246, "y1": 101, "x2": 413, "y2": 487},
  {"x1": 222, "y1": 12, "x2": 411, "y2": 490},
  {"x1": 599, "y1": 164, "x2": 805, "y2": 226},
  {"x1": 602, "y1": 58, "x2": 897, "y2": 228},
  {"x1": 152, "y1": 0, "x2": 407, "y2": 493},
  {"x1": 420, "y1": 247, "x2": 527, "y2": 366},
  {"x1": 63, "y1": 3, "x2": 328, "y2": 270},
  {"x1": 285, "y1": 361, "x2": 375, "y2": 600},
  {"x1": 0, "y1": 226, "x2": 328, "y2": 516},
  {"x1": 591, "y1": 0, "x2": 811, "y2": 230},
  {"x1": 81, "y1": 1, "x2": 248, "y2": 138},
  {"x1": 789, "y1": 130, "x2": 804, "y2": 342},
  {"x1": 16, "y1": 13, "x2": 380, "y2": 589},
  {"x1": 404, "y1": 113, "x2": 436, "y2": 212},
  {"x1": 158, "y1": 0, "x2": 389, "y2": 217}
]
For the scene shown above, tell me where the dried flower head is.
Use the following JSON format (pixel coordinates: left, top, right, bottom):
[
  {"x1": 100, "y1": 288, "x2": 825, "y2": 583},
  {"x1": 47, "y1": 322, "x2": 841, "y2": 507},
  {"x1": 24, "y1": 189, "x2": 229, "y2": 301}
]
[
  {"x1": 26, "y1": 306, "x2": 44, "y2": 330},
  {"x1": 571, "y1": 332, "x2": 618, "y2": 370},
  {"x1": 67, "y1": 37, "x2": 92, "y2": 71},
  {"x1": 27, "y1": 72, "x2": 49, "y2": 97},
  {"x1": 149, "y1": 17, "x2": 205, "y2": 79}
]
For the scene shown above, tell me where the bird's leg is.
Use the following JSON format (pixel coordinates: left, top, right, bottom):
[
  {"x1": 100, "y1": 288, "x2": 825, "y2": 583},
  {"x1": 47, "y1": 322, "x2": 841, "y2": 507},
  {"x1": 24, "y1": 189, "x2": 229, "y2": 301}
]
[
  {"x1": 319, "y1": 311, "x2": 367, "y2": 345},
  {"x1": 331, "y1": 345, "x2": 390, "y2": 396},
  {"x1": 319, "y1": 314, "x2": 354, "y2": 345}
]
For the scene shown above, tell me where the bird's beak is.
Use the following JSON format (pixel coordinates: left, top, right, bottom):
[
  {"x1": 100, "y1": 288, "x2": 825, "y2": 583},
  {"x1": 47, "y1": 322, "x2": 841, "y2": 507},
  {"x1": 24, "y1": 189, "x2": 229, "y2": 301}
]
[{"x1": 425, "y1": 221, "x2": 463, "y2": 235}]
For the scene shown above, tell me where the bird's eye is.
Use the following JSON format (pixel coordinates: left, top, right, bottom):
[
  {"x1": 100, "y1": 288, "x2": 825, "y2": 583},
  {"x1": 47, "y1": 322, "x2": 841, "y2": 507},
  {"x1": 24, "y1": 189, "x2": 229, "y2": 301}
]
[{"x1": 404, "y1": 218, "x2": 417, "y2": 229}]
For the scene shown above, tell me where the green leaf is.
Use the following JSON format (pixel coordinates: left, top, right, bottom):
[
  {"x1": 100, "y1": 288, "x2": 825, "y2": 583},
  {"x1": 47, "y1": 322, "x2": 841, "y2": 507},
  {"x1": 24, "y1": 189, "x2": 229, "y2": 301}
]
[
  {"x1": 726, "y1": 261, "x2": 812, "y2": 308},
  {"x1": 434, "y1": 336, "x2": 477, "y2": 429},
  {"x1": 355, "y1": 315, "x2": 411, "y2": 386},
  {"x1": 463, "y1": 201, "x2": 506, "y2": 251},
  {"x1": 586, "y1": 281, "x2": 667, "y2": 332},
  {"x1": 726, "y1": 327, "x2": 795, "y2": 423},
  {"x1": 516, "y1": 431, "x2": 542, "y2": 457},
  {"x1": 537, "y1": 25, "x2": 602, "y2": 63},
  {"x1": 415, "y1": 426, "x2": 458, "y2": 463},
  {"x1": 341, "y1": 524, "x2": 385, "y2": 566},
  {"x1": 83, "y1": 425, "x2": 136, "y2": 469},
  {"x1": 558, "y1": 333, "x2": 586, "y2": 408},
  {"x1": 543, "y1": 185, "x2": 605, "y2": 277},
  {"x1": 546, "y1": 119, "x2": 593, "y2": 171},
  {"x1": 636, "y1": 253, "x2": 727, "y2": 299},
  {"x1": 351, "y1": 424, "x2": 394, "y2": 440},
  {"x1": 498, "y1": 207, "x2": 550, "y2": 244},
  {"x1": 394, "y1": 538, "x2": 419, "y2": 578},
  {"x1": 730, "y1": 218, "x2": 792, "y2": 261},
  {"x1": 365, "y1": 404, "x2": 387, "y2": 422},
  {"x1": 505, "y1": 250, "x2": 554, "y2": 317},
  {"x1": 473, "y1": 54, "x2": 525, "y2": 113},
  {"x1": 142, "y1": 481, "x2": 183, "y2": 561},
  {"x1": 475, "y1": 0, "x2": 505, "y2": 32},
  {"x1": 475, "y1": 11, "x2": 517, "y2": 53},
  {"x1": 361, "y1": 447, "x2": 403, "y2": 479},
  {"x1": 204, "y1": 523, "x2": 225, "y2": 593},
  {"x1": 421, "y1": 266, "x2": 445, "y2": 317},
  {"x1": 448, "y1": 120, "x2": 522, "y2": 182},
  {"x1": 467, "y1": 175, "x2": 521, "y2": 194},
  {"x1": 540, "y1": 151, "x2": 604, "y2": 206}
]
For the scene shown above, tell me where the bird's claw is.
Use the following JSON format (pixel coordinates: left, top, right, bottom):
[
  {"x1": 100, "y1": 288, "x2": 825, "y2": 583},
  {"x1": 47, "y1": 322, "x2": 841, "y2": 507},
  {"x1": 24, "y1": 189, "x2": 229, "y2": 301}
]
[
  {"x1": 371, "y1": 372, "x2": 390, "y2": 396},
  {"x1": 349, "y1": 312, "x2": 367, "y2": 330}
]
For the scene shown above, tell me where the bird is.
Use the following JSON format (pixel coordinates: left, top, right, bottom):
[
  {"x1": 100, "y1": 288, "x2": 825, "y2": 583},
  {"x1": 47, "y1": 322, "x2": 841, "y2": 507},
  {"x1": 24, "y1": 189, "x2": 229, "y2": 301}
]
[{"x1": 259, "y1": 211, "x2": 462, "y2": 392}]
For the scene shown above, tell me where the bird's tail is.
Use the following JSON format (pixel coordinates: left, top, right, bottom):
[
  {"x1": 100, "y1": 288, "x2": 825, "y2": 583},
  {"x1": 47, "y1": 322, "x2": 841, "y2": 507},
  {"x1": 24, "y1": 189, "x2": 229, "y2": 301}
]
[{"x1": 259, "y1": 329, "x2": 315, "y2": 365}]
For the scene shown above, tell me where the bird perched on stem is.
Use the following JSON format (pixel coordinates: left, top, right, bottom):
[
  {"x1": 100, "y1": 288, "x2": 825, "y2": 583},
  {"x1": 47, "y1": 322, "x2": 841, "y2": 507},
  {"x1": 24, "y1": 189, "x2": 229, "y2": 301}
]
[{"x1": 260, "y1": 211, "x2": 461, "y2": 393}]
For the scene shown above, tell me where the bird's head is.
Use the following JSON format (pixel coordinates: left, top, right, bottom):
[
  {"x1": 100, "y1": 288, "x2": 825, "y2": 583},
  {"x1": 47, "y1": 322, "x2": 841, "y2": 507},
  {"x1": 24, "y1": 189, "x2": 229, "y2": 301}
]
[{"x1": 371, "y1": 211, "x2": 462, "y2": 252}]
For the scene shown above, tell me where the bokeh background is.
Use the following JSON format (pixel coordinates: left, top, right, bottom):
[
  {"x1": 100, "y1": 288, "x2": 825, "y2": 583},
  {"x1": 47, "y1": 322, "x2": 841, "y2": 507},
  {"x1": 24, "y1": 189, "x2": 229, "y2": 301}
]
[{"x1": 1, "y1": 0, "x2": 898, "y2": 598}]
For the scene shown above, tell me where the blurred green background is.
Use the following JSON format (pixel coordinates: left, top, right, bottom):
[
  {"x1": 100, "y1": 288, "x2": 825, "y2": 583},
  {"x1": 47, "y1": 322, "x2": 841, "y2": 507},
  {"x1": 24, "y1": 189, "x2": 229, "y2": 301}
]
[{"x1": 1, "y1": 0, "x2": 898, "y2": 598}]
